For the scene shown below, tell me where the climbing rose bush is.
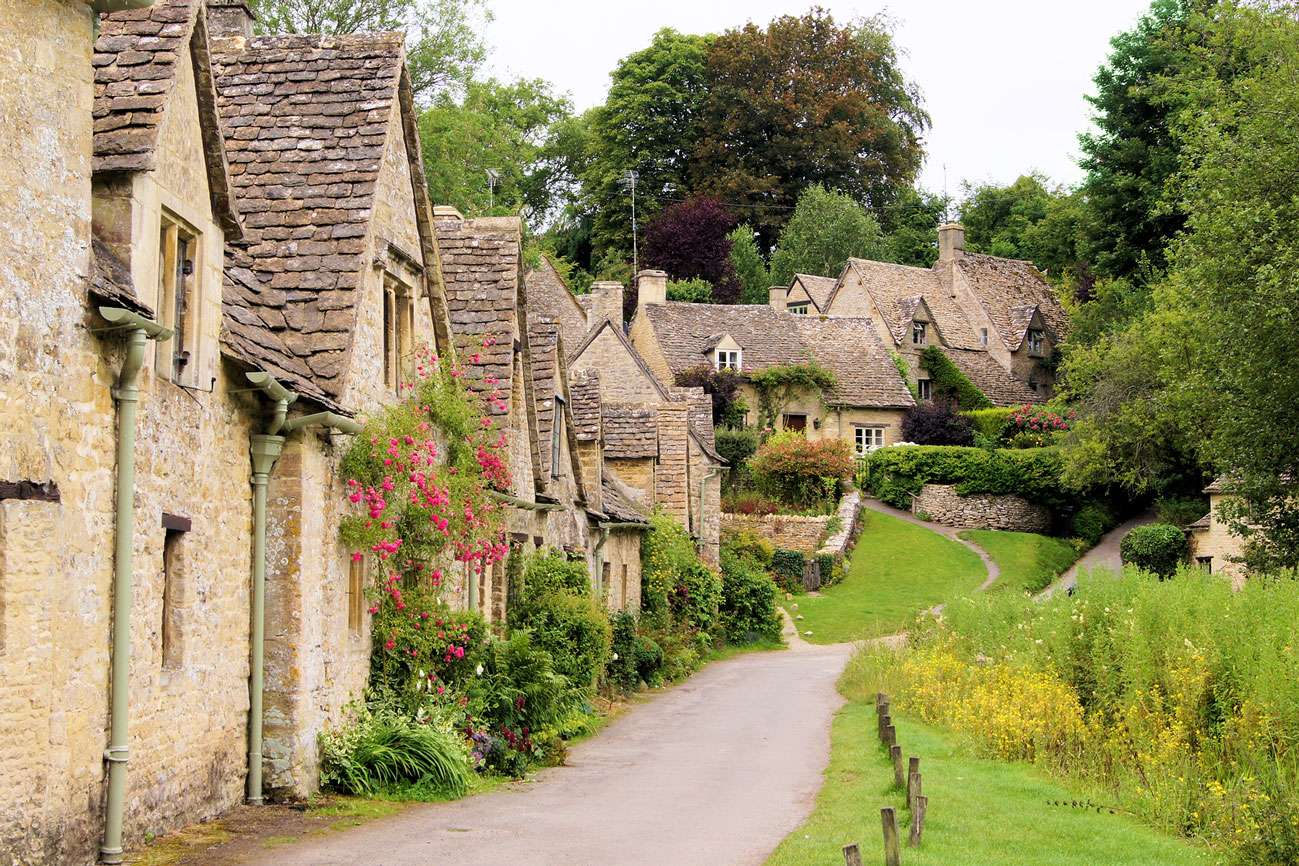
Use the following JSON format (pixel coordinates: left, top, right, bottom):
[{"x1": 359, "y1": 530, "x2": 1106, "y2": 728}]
[{"x1": 1004, "y1": 404, "x2": 1074, "y2": 448}]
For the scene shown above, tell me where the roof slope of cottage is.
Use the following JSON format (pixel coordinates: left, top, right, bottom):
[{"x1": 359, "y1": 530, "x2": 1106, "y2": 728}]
[
  {"x1": 568, "y1": 369, "x2": 601, "y2": 441},
  {"x1": 792, "y1": 274, "x2": 837, "y2": 310},
  {"x1": 525, "y1": 256, "x2": 588, "y2": 346},
  {"x1": 601, "y1": 475, "x2": 649, "y2": 524},
  {"x1": 956, "y1": 253, "x2": 1068, "y2": 350},
  {"x1": 603, "y1": 406, "x2": 658, "y2": 459},
  {"x1": 841, "y1": 259, "x2": 982, "y2": 350},
  {"x1": 641, "y1": 302, "x2": 914, "y2": 409},
  {"x1": 530, "y1": 319, "x2": 561, "y2": 449},
  {"x1": 938, "y1": 348, "x2": 1042, "y2": 407},
  {"x1": 94, "y1": 0, "x2": 243, "y2": 235},
  {"x1": 433, "y1": 215, "x2": 522, "y2": 414},
  {"x1": 209, "y1": 31, "x2": 410, "y2": 399}
]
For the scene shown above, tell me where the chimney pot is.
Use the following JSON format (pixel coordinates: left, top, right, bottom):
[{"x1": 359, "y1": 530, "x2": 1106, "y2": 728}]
[
  {"x1": 768, "y1": 285, "x2": 787, "y2": 312},
  {"x1": 206, "y1": 0, "x2": 257, "y2": 39},
  {"x1": 939, "y1": 223, "x2": 965, "y2": 261},
  {"x1": 635, "y1": 270, "x2": 668, "y2": 310}
]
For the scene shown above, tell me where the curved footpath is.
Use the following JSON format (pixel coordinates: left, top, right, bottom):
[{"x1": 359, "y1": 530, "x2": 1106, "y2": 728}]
[
  {"x1": 1037, "y1": 509, "x2": 1156, "y2": 599},
  {"x1": 241, "y1": 643, "x2": 854, "y2": 866}
]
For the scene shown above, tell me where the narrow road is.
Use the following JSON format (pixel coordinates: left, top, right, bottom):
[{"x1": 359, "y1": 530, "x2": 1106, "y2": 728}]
[
  {"x1": 244, "y1": 644, "x2": 854, "y2": 866},
  {"x1": 1038, "y1": 510, "x2": 1156, "y2": 599}
]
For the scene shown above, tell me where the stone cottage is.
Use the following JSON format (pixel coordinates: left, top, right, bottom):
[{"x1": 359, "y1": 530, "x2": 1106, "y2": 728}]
[
  {"x1": 0, "y1": 0, "x2": 470, "y2": 861},
  {"x1": 630, "y1": 271, "x2": 915, "y2": 457},
  {"x1": 1186, "y1": 477, "x2": 1249, "y2": 587}
]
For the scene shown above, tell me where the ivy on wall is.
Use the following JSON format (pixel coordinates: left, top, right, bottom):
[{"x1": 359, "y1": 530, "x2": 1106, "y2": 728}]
[
  {"x1": 747, "y1": 360, "x2": 838, "y2": 430},
  {"x1": 918, "y1": 346, "x2": 992, "y2": 410}
]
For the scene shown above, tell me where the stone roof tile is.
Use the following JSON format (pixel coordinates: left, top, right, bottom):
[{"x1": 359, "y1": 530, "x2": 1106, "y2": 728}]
[
  {"x1": 843, "y1": 258, "x2": 983, "y2": 350},
  {"x1": 88, "y1": 237, "x2": 154, "y2": 317},
  {"x1": 956, "y1": 253, "x2": 1069, "y2": 350},
  {"x1": 792, "y1": 273, "x2": 837, "y2": 310},
  {"x1": 603, "y1": 405, "x2": 658, "y2": 459},
  {"x1": 569, "y1": 369, "x2": 601, "y2": 441},
  {"x1": 601, "y1": 474, "x2": 649, "y2": 524},
  {"x1": 939, "y1": 347, "x2": 1043, "y2": 407}
]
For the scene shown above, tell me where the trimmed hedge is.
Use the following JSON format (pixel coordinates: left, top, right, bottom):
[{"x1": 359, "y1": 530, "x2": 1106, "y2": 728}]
[
  {"x1": 918, "y1": 346, "x2": 992, "y2": 410},
  {"x1": 1120, "y1": 523, "x2": 1187, "y2": 578},
  {"x1": 861, "y1": 445, "x2": 1067, "y2": 510},
  {"x1": 719, "y1": 552, "x2": 782, "y2": 642},
  {"x1": 965, "y1": 407, "x2": 1015, "y2": 442}
]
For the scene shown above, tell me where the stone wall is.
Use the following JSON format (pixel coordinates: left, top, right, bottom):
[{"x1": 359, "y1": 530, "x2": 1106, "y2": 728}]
[
  {"x1": 912, "y1": 483, "x2": 1050, "y2": 533},
  {"x1": 816, "y1": 491, "x2": 861, "y2": 565},
  {"x1": 720, "y1": 512, "x2": 830, "y2": 554}
]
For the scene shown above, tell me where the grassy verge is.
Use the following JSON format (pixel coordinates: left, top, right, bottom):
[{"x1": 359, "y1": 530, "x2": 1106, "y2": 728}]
[
  {"x1": 958, "y1": 529, "x2": 1081, "y2": 595},
  {"x1": 765, "y1": 655, "x2": 1221, "y2": 866},
  {"x1": 783, "y1": 509, "x2": 984, "y2": 643}
]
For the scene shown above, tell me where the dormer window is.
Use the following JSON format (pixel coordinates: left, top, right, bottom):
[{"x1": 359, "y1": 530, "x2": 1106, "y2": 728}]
[
  {"x1": 788, "y1": 303, "x2": 809, "y2": 315},
  {"x1": 911, "y1": 322, "x2": 927, "y2": 346},
  {"x1": 715, "y1": 349, "x2": 741, "y2": 371},
  {"x1": 1026, "y1": 329, "x2": 1045, "y2": 356}
]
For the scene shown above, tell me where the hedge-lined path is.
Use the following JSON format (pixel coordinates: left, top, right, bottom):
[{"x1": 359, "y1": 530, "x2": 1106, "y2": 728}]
[
  {"x1": 235, "y1": 643, "x2": 855, "y2": 866},
  {"x1": 860, "y1": 497, "x2": 999, "y2": 592},
  {"x1": 1037, "y1": 510, "x2": 1156, "y2": 599}
]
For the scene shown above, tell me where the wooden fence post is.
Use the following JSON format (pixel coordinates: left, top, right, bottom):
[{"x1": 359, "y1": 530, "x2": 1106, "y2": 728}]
[
  {"x1": 907, "y1": 771, "x2": 922, "y2": 811},
  {"x1": 842, "y1": 842, "x2": 864, "y2": 866},
  {"x1": 905, "y1": 757, "x2": 920, "y2": 806},
  {"x1": 883, "y1": 724, "x2": 896, "y2": 748},
  {"x1": 880, "y1": 807, "x2": 901, "y2": 866},
  {"x1": 879, "y1": 714, "x2": 892, "y2": 743},
  {"x1": 909, "y1": 795, "x2": 928, "y2": 847},
  {"x1": 890, "y1": 745, "x2": 904, "y2": 789}
]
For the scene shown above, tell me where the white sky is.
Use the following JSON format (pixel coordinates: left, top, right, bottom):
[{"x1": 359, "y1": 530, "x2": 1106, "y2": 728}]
[{"x1": 483, "y1": 0, "x2": 1154, "y2": 200}]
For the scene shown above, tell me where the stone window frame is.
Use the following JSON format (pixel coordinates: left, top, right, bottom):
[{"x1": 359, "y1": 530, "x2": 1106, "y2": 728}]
[
  {"x1": 787, "y1": 302, "x2": 810, "y2": 315},
  {"x1": 550, "y1": 393, "x2": 567, "y2": 477},
  {"x1": 1196, "y1": 555, "x2": 1214, "y2": 572},
  {"x1": 156, "y1": 209, "x2": 203, "y2": 386},
  {"x1": 1026, "y1": 328, "x2": 1045, "y2": 356},
  {"x1": 382, "y1": 274, "x2": 415, "y2": 393},
  {"x1": 911, "y1": 321, "x2": 927, "y2": 346},
  {"x1": 854, "y1": 424, "x2": 885, "y2": 456},
  {"x1": 782, "y1": 412, "x2": 807, "y2": 432},
  {"x1": 916, "y1": 378, "x2": 933, "y2": 401},
  {"x1": 715, "y1": 348, "x2": 741, "y2": 371}
]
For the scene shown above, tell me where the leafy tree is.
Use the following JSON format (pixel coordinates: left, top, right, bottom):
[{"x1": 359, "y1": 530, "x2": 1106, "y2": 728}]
[
  {"x1": 583, "y1": 29, "x2": 713, "y2": 259},
  {"x1": 958, "y1": 173, "x2": 1087, "y2": 282},
  {"x1": 691, "y1": 10, "x2": 928, "y2": 248},
  {"x1": 250, "y1": 0, "x2": 491, "y2": 101},
  {"x1": 769, "y1": 185, "x2": 888, "y2": 286},
  {"x1": 727, "y1": 225, "x2": 770, "y2": 304},
  {"x1": 643, "y1": 197, "x2": 741, "y2": 303},
  {"x1": 880, "y1": 187, "x2": 950, "y2": 268},
  {"x1": 665, "y1": 279, "x2": 713, "y2": 303},
  {"x1": 419, "y1": 77, "x2": 572, "y2": 220}
]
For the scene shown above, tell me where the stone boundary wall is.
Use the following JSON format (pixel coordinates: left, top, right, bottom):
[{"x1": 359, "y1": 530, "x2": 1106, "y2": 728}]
[
  {"x1": 912, "y1": 483, "x2": 1050, "y2": 533},
  {"x1": 720, "y1": 512, "x2": 830, "y2": 553},
  {"x1": 817, "y1": 491, "x2": 862, "y2": 565}
]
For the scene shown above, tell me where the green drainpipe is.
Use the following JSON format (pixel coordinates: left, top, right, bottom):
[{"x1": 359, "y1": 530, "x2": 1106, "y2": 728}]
[
  {"x1": 244, "y1": 374, "x2": 360, "y2": 805},
  {"x1": 98, "y1": 307, "x2": 172, "y2": 866}
]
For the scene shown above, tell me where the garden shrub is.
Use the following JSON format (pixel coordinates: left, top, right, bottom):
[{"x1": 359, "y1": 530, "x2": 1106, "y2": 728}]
[
  {"x1": 770, "y1": 547, "x2": 805, "y2": 592},
  {"x1": 665, "y1": 277, "x2": 714, "y2": 303},
  {"x1": 606, "y1": 611, "x2": 641, "y2": 691},
  {"x1": 715, "y1": 424, "x2": 760, "y2": 468},
  {"x1": 1003, "y1": 404, "x2": 1074, "y2": 448},
  {"x1": 320, "y1": 699, "x2": 470, "y2": 797},
  {"x1": 369, "y1": 588, "x2": 488, "y2": 710},
  {"x1": 901, "y1": 400, "x2": 976, "y2": 446},
  {"x1": 720, "y1": 490, "x2": 781, "y2": 515},
  {"x1": 917, "y1": 346, "x2": 992, "y2": 410},
  {"x1": 817, "y1": 553, "x2": 835, "y2": 582},
  {"x1": 750, "y1": 431, "x2": 854, "y2": 509},
  {"x1": 1071, "y1": 500, "x2": 1117, "y2": 547},
  {"x1": 519, "y1": 549, "x2": 590, "y2": 598},
  {"x1": 511, "y1": 592, "x2": 612, "y2": 685},
  {"x1": 718, "y1": 551, "x2": 781, "y2": 642},
  {"x1": 721, "y1": 528, "x2": 774, "y2": 567},
  {"x1": 861, "y1": 445, "x2": 1067, "y2": 510},
  {"x1": 1119, "y1": 523, "x2": 1187, "y2": 577},
  {"x1": 641, "y1": 511, "x2": 721, "y2": 636},
  {"x1": 965, "y1": 407, "x2": 1015, "y2": 442}
]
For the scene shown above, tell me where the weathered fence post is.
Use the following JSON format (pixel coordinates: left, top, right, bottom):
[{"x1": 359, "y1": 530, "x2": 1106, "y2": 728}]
[
  {"x1": 842, "y1": 842, "x2": 864, "y2": 866},
  {"x1": 880, "y1": 807, "x2": 901, "y2": 866},
  {"x1": 909, "y1": 795, "x2": 928, "y2": 847},
  {"x1": 907, "y1": 771, "x2": 923, "y2": 811},
  {"x1": 883, "y1": 723, "x2": 896, "y2": 748},
  {"x1": 906, "y1": 757, "x2": 920, "y2": 809},
  {"x1": 890, "y1": 744, "x2": 904, "y2": 789},
  {"x1": 879, "y1": 714, "x2": 892, "y2": 743}
]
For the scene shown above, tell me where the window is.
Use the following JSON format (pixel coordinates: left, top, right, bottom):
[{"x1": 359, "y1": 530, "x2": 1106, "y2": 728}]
[
  {"x1": 980, "y1": 328, "x2": 988, "y2": 346},
  {"x1": 550, "y1": 394, "x2": 566, "y2": 477},
  {"x1": 788, "y1": 303, "x2": 809, "y2": 315},
  {"x1": 715, "y1": 349, "x2": 741, "y2": 371},
  {"x1": 601, "y1": 561, "x2": 611, "y2": 599},
  {"x1": 160, "y1": 513, "x2": 190, "y2": 670},
  {"x1": 1026, "y1": 329, "x2": 1045, "y2": 356},
  {"x1": 156, "y1": 214, "x2": 200, "y2": 383},
  {"x1": 621, "y1": 564, "x2": 629, "y2": 610},
  {"x1": 384, "y1": 277, "x2": 413, "y2": 391},
  {"x1": 1196, "y1": 556, "x2": 1213, "y2": 572},
  {"x1": 911, "y1": 321, "x2": 927, "y2": 346},
  {"x1": 783, "y1": 413, "x2": 807, "y2": 432},
  {"x1": 917, "y1": 379, "x2": 933, "y2": 401},
  {"x1": 854, "y1": 426, "x2": 884, "y2": 455},
  {"x1": 347, "y1": 553, "x2": 368, "y2": 633}
]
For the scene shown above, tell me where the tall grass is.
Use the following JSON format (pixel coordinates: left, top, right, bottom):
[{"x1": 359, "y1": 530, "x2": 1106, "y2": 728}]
[{"x1": 850, "y1": 567, "x2": 1299, "y2": 865}]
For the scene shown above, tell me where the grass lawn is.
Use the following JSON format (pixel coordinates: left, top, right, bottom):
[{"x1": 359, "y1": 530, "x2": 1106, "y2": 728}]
[
  {"x1": 784, "y1": 509, "x2": 985, "y2": 643},
  {"x1": 765, "y1": 687, "x2": 1221, "y2": 866},
  {"x1": 958, "y1": 529, "x2": 1081, "y2": 595}
]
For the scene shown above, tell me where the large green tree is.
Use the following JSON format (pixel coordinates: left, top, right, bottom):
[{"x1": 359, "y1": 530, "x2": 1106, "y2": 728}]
[
  {"x1": 879, "y1": 186, "x2": 949, "y2": 268},
  {"x1": 690, "y1": 9, "x2": 927, "y2": 249},
  {"x1": 249, "y1": 0, "x2": 491, "y2": 101},
  {"x1": 959, "y1": 174, "x2": 1086, "y2": 282},
  {"x1": 769, "y1": 184, "x2": 888, "y2": 286}
]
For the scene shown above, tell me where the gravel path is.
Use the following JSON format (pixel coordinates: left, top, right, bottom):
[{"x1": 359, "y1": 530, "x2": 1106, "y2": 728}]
[
  {"x1": 1037, "y1": 510, "x2": 1156, "y2": 599},
  {"x1": 237, "y1": 644, "x2": 854, "y2": 866}
]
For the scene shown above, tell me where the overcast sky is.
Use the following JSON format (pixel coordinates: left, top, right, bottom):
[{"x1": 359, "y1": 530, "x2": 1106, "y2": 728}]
[{"x1": 483, "y1": 0, "x2": 1155, "y2": 201}]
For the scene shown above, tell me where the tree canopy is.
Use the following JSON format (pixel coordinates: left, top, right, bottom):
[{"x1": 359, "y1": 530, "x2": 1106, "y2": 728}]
[{"x1": 769, "y1": 185, "x2": 888, "y2": 286}]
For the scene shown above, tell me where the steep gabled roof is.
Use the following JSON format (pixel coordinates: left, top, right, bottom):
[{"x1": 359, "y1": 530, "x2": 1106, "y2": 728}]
[
  {"x1": 530, "y1": 319, "x2": 561, "y2": 450},
  {"x1": 600, "y1": 474, "x2": 649, "y2": 524},
  {"x1": 956, "y1": 253, "x2": 1068, "y2": 350},
  {"x1": 93, "y1": 0, "x2": 242, "y2": 236},
  {"x1": 791, "y1": 273, "x2": 837, "y2": 311},
  {"x1": 640, "y1": 302, "x2": 913, "y2": 409},
  {"x1": 210, "y1": 31, "x2": 415, "y2": 399},
  {"x1": 525, "y1": 255, "x2": 588, "y2": 347},
  {"x1": 603, "y1": 406, "x2": 658, "y2": 458},
  {"x1": 839, "y1": 259, "x2": 983, "y2": 350},
  {"x1": 938, "y1": 348, "x2": 1042, "y2": 407}
]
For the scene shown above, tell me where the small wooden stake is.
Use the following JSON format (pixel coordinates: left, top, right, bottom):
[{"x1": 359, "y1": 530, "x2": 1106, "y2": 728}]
[
  {"x1": 905, "y1": 756, "x2": 920, "y2": 805},
  {"x1": 881, "y1": 807, "x2": 901, "y2": 866},
  {"x1": 879, "y1": 714, "x2": 892, "y2": 742},
  {"x1": 909, "y1": 795, "x2": 928, "y2": 846},
  {"x1": 907, "y1": 771, "x2": 923, "y2": 811},
  {"x1": 842, "y1": 842, "x2": 864, "y2": 866},
  {"x1": 876, "y1": 692, "x2": 887, "y2": 712},
  {"x1": 883, "y1": 724, "x2": 896, "y2": 748},
  {"x1": 890, "y1": 744, "x2": 905, "y2": 789}
]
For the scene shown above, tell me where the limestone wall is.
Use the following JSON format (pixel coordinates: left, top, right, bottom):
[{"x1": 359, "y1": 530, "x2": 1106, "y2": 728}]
[
  {"x1": 719, "y1": 513, "x2": 830, "y2": 553},
  {"x1": 912, "y1": 483, "x2": 1050, "y2": 533},
  {"x1": 816, "y1": 491, "x2": 862, "y2": 565}
]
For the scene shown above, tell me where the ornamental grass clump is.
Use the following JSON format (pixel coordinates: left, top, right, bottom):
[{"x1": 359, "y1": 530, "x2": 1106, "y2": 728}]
[
  {"x1": 319, "y1": 700, "x2": 470, "y2": 798},
  {"x1": 749, "y1": 431, "x2": 854, "y2": 510}
]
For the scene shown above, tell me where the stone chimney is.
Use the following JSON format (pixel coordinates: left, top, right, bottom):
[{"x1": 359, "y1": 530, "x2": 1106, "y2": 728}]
[
  {"x1": 768, "y1": 286, "x2": 787, "y2": 312},
  {"x1": 938, "y1": 223, "x2": 965, "y2": 261},
  {"x1": 206, "y1": 0, "x2": 257, "y2": 38},
  {"x1": 589, "y1": 281, "x2": 625, "y2": 324},
  {"x1": 433, "y1": 205, "x2": 464, "y2": 220},
  {"x1": 636, "y1": 269, "x2": 668, "y2": 310}
]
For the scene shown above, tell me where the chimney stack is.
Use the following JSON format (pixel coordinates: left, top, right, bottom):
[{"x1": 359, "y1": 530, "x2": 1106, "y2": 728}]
[
  {"x1": 432, "y1": 205, "x2": 465, "y2": 221},
  {"x1": 768, "y1": 286, "x2": 787, "y2": 312},
  {"x1": 206, "y1": 0, "x2": 257, "y2": 38},
  {"x1": 938, "y1": 223, "x2": 965, "y2": 261},
  {"x1": 635, "y1": 269, "x2": 668, "y2": 311},
  {"x1": 589, "y1": 281, "x2": 625, "y2": 325}
]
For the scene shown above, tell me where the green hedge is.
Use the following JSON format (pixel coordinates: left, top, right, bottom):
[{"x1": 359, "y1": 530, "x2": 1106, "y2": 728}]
[
  {"x1": 918, "y1": 346, "x2": 992, "y2": 410},
  {"x1": 965, "y1": 407, "x2": 1015, "y2": 442},
  {"x1": 1120, "y1": 523, "x2": 1187, "y2": 578},
  {"x1": 719, "y1": 552, "x2": 782, "y2": 642},
  {"x1": 861, "y1": 445, "x2": 1067, "y2": 510},
  {"x1": 770, "y1": 547, "x2": 805, "y2": 591}
]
